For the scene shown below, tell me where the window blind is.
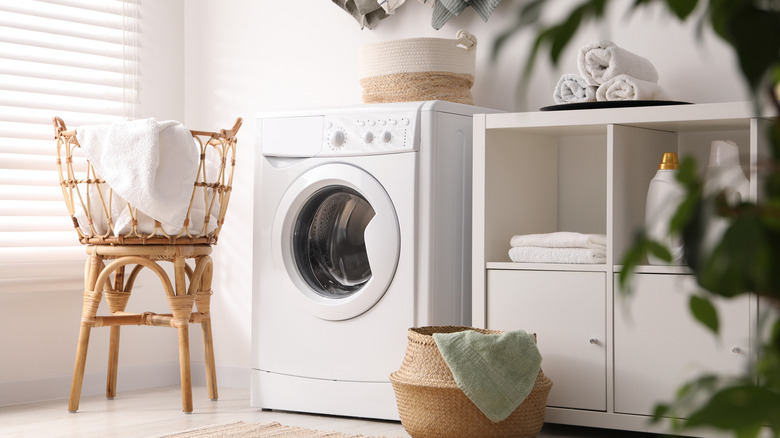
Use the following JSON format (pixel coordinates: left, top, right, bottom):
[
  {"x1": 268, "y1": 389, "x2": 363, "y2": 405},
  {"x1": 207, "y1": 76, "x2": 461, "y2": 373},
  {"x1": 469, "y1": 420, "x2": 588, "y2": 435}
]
[{"x1": 0, "y1": 0, "x2": 137, "y2": 293}]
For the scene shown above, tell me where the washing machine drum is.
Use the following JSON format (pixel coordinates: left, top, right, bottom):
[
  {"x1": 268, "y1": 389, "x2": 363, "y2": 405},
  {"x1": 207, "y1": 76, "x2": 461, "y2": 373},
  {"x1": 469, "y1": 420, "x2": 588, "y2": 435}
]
[
  {"x1": 294, "y1": 187, "x2": 375, "y2": 297},
  {"x1": 273, "y1": 163, "x2": 401, "y2": 321}
]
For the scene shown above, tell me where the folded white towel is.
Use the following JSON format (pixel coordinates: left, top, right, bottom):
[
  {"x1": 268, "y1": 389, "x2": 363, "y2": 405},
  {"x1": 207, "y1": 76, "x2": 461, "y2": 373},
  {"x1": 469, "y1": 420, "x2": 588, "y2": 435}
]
[
  {"x1": 509, "y1": 246, "x2": 606, "y2": 264},
  {"x1": 510, "y1": 232, "x2": 606, "y2": 249},
  {"x1": 553, "y1": 74, "x2": 597, "y2": 104},
  {"x1": 577, "y1": 41, "x2": 658, "y2": 86},
  {"x1": 596, "y1": 74, "x2": 667, "y2": 101},
  {"x1": 76, "y1": 118, "x2": 199, "y2": 233}
]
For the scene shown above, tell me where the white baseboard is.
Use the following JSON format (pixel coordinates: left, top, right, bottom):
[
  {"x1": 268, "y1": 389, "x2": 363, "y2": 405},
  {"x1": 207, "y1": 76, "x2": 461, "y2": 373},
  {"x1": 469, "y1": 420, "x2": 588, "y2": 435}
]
[
  {"x1": 0, "y1": 363, "x2": 250, "y2": 407},
  {"x1": 190, "y1": 362, "x2": 250, "y2": 389},
  {"x1": 216, "y1": 364, "x2": 251, "y2": 390},
  {"x1": 0, "y1": 362, "x2": 180, "y2": 407}
]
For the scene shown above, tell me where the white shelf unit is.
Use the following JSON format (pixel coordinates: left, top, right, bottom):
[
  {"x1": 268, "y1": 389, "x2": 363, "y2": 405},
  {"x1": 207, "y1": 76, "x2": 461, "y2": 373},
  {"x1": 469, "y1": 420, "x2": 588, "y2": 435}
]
[{"x1": 472, "y1": 102, "x2": 771, "y2": 434}]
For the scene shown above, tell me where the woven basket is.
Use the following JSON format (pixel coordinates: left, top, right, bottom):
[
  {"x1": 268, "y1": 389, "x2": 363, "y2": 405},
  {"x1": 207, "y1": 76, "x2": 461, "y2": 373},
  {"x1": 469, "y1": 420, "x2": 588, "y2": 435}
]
[
  {"x1": 53, "y1": 117, "x2": 241, "y2": 245},
  {"x1": 390, "y1": 326, "x2": 552, "y2": 438},
  {"x1": 358, "y1": 30, "x2": 477, "y2": 105}
]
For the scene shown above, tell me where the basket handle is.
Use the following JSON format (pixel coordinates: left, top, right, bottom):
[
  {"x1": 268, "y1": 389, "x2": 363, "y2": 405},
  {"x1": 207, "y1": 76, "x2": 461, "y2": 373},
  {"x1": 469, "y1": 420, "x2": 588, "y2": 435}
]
[
  {"x1": 220, "y1": 117, "x2": 243, "y2": 140},
  {"x1": 52, "y1": 116, "x2": 67, "y2": 137},
  {"x1": 455, "y1": 30, "x2": 476, "y2": 50}
]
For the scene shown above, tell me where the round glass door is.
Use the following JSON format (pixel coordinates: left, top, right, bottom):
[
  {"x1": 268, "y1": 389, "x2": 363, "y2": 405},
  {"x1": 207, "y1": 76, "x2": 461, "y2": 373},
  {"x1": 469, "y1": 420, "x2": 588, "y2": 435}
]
[
  {"x1": 273, "y1": 163, "x2": 400, "y2": 321},
  {"x1": 293, "y1": 187, "x2": 375, "y2": 298}
]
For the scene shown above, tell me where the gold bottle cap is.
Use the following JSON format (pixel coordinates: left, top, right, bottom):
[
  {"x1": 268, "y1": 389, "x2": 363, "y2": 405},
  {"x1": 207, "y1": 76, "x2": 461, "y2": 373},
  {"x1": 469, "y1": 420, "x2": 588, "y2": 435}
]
[{"x1": 658, "y1": 152, "x2": 680, "y2": 170}]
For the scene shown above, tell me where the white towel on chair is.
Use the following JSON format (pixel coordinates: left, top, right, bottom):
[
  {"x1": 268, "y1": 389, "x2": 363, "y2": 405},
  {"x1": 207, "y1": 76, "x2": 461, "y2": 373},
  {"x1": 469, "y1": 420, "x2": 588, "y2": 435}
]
[
  {"x1": 510, "y1": 232, "x2": 606, "y2": 249},
  {"x1": 596, "y1": 74, "x2": 667, "y2": 101},
  {"x1": 577, "y1": 41, "x2": 658, "y2": 86},
  {"x1": 553, "y1": 73, "x2": 597, "y2": 104},
  {"x1": 509, "y1": 246, "x2": 606, "y2": 264},
  {"x1": 77, "y1": 118, "x2": 199, "y2": 233},
  {"x1": 112, "y1": 146, "x2": 222, "y2": 236}
]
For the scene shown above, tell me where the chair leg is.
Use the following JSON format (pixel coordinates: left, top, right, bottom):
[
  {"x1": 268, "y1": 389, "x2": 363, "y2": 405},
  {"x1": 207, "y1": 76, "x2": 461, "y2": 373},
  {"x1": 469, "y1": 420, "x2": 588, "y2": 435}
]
[
  {"x1": 172, "y1": 256, "x2": 194, "y2": 413},
  {"x1": 69, "y1": 254, "x2": 104, "y2": 413},
  {"x1": 105, "y1": 268, "x2": 129, "y2": 400},
  {"x1": 69, "y1": 325, "x2": 92, "y2": 412},
  {"x1": 106, "y1": 326, "x2": 120, "y2": 399},
  {"x1": 177, "y1": 325, "x2": 193, "y2": 413},
  {"x1": 201, "y1": 319, "x2": 218, "y2": 401},
  {"x1": 195, "y1": 257, "x2": 218, "y2": 401}
]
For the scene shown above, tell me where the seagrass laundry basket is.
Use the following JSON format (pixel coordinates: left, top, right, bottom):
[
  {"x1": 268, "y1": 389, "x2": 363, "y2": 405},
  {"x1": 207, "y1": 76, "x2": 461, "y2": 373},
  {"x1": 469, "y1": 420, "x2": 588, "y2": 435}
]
[
  {"x1": 390, "y1": 326, "x2": 552, "y2": 438},
  {"x1": 358, "y1": 30, "x2": 477, "y2": 105}
]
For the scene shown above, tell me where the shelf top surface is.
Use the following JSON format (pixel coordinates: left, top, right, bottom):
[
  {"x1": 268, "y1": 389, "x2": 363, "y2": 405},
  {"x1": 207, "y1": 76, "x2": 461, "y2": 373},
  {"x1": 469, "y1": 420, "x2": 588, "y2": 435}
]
[
  {"x1": 486, "y1": 262, "x2": 609, "y2": 272},
  {"x1": 486, "y1": 262, "x2": 694, "y2": 275},
  {"x1": 482, "y1": 101, "x2": 767, "y2": 133}
]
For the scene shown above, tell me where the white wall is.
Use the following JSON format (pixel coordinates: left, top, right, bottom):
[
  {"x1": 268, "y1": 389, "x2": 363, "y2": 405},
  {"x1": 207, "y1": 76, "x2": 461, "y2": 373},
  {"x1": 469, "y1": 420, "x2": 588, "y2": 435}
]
[{"x1": 182, "y1": 0, "x2": 749, "y2": 385}]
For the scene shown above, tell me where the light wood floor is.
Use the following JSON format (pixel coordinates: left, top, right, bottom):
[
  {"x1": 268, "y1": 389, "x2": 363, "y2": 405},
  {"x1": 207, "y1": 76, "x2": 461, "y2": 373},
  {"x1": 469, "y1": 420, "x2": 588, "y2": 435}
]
[{"x1": 0, "y1": 386, "x2": 658, "y2": 438}]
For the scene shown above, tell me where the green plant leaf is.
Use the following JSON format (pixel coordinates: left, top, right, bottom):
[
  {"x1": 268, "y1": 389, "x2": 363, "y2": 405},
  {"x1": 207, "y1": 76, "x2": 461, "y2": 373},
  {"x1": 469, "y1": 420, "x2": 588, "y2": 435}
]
[
  {"x1": 549, "y1": 11, "x2": 583, "y2": 64},
  {"x1": 757, "y1": 319, "x2": 780, "y2": 391},
  {"x1": 490, "y1": 0, "x2": 545, "y2": 62},
  {"x1": 669, "y1": 192, "x2": 698, "y2": 235},
  {"x1": 678, "y1": 196, "x2": 707, "y2": 272},
  {"x1": 685, "y1": 385, "x2": 780, "y2": 432},
  {"x1": 766, "y1": 122, "x2": 780, "y2": 198},
  {"x1": 689, "y1": 295, "x2": 719, "y2": 334},
  {"x1": 735, "y1": 425, "x2": 763, "y2": 438},
  {"x1": 675, "y1": 155, "x2": 700, "y2": 191},
  {"x1": 647, "y1": 239, "x2": 673, "y2": 262},
  {"x1": 632, "y1": 0, "x2": 654, "y2": 7},
  {"x1": 664, "y1": 0, "x2": 698, "y2": 20},
  {"x1": 676, "y1": 374, "x2": 718, "y2": 400},
  {"x1": 520, "y1": 26, "x2": 555, "y2": 81},
  {"x1": 669, "y1": 156, "x2": 702, "y2": 241},
  {"x1": 617, "y1": 231, "x2": 648, "y2": 292},
  {"x1": 708, "y1": 2, "x2": 780, "y2": 93},
  {"x1": 490, "y1": 30, "x2": 515, "y2": 63},
  {"x1": 548, "y1": 0, "x2": 607, "y2": 64},
  {"x1": 732, "y1": 7, "x2": 780, "y2": 93},
  {"x1": 518, "y1": 0, "x2": 545, "y2": 26},
  {"x1": 699, "y1": 213, "x2": 773, "y2": 298},
  {"x1": 651, "y1": 403, "x2": 670, "y2": 423}
]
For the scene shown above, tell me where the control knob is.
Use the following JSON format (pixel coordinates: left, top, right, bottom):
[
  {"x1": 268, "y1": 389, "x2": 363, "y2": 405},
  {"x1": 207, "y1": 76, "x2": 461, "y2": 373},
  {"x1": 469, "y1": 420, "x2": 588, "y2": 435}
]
[
  {"x1": 380, "y1": 131, "x2": 392, "y2": 143},
  {"x1": 329, "y1": 130, "x2": 346, "y2": 148},
  {"x1": 362, "y1": 131, "x2": 374, "y2": 144}
]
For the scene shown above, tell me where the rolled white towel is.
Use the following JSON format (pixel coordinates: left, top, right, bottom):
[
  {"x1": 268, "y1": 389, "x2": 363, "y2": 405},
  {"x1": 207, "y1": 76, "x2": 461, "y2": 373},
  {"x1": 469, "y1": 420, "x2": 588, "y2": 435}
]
[
  {"x1": 509, "y1": 247, "x2": 606, "y2": 264},
  {"x1": 577, "y1": 41, "x2": 658, "y2": 86},
  {"x1": 553, "y1": 74, "x2": 597, "y2": 104},
  {"x1": 510, "y1": 232, "x2": 606, "y2": 249},
  {"x1": 596, "y1": 74, "x2": 667, "y2": 101}
]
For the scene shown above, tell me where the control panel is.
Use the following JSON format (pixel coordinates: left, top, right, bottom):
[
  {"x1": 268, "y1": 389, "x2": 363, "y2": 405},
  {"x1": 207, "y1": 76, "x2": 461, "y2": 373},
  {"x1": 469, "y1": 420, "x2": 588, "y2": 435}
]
[{"x1": 320, "y1": 111, "x2": 417, "y2": 156}]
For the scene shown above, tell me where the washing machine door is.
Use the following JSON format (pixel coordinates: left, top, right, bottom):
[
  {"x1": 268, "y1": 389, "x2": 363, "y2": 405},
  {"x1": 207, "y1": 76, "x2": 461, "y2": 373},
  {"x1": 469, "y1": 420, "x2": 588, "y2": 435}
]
[{"x1": 273, "y1": 163, "x2": 400, "y2": 321}]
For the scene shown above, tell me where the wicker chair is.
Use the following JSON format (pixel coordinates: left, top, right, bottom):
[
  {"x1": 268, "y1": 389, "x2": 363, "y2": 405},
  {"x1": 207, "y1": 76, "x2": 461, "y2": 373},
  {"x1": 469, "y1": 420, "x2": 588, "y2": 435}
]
[{"x1": 53, "y1": 116, "x2": 241, "y2": 413}]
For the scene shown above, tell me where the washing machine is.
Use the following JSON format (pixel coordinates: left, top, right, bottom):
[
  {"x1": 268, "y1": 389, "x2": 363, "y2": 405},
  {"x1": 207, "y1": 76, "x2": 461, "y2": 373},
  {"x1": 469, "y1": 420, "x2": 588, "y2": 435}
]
[{"x1": 250, "y1": 101, "x2": 493, "y2": 420}]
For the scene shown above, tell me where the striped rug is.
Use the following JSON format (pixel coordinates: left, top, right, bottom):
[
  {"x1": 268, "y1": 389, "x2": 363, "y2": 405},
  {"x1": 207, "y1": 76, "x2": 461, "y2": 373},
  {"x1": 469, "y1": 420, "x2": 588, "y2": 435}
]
[{"x1": 157, "y1": 421, "x2": 391, "y2": 438}]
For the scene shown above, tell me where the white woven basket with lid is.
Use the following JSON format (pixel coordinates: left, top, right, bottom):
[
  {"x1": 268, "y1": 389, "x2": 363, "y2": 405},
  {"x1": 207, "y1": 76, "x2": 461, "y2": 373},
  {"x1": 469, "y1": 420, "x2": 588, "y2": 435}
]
[{"x1": 358, "y1": 30, "x2": 477, "y2": 104}]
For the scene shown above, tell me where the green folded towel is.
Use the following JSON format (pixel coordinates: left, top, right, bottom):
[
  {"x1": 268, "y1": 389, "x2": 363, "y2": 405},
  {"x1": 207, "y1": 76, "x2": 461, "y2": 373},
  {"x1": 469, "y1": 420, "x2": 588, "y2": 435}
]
[{"x1": 432, "y1": 329, "x2": 541, "y2": 422}]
